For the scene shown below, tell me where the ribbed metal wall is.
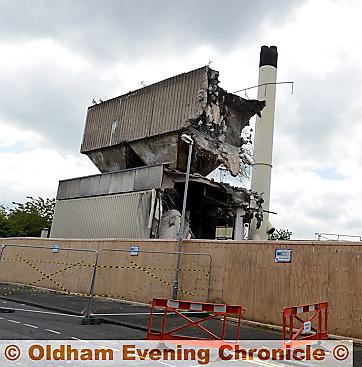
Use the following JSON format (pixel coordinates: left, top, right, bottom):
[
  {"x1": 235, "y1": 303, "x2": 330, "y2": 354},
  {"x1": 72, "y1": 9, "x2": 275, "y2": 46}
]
[
  {"x1": 56, "y1": 165, "x2": 163, "y2": 200},
  {"x1": 81, "y1": 66, "x2": 208, "y2": 152},
  {"x1": 50, "y1": 190, "x2": 154, "y2": 239}
]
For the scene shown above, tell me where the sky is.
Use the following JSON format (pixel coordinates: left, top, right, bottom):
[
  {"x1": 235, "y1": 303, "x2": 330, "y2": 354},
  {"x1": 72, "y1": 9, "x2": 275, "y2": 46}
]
[{"x1": 0, "y1": 0, "x2": 361, "y2": 239}]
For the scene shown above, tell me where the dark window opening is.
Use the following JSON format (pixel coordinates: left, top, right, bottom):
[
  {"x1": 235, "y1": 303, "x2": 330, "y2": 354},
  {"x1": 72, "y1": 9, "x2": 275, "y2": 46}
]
[
  {"x1": 174, "y1": 181, "x2": 235, "y2": 239},
  {"x1": 125, "y1": 144, "x2": 147, "y2": 169}
]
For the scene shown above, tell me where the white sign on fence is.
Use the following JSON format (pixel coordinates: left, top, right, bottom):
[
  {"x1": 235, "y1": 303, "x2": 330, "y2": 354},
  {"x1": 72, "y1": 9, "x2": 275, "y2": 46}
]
[
  {"x1": 274, "y1": 249, "x2": 292, "y2": 263},
  {"x1": 129, "y1": 245, "x2": 139, "y2": 256},
  {"x1": 303, "y1": 321, "x2": 312, "y2": 333}
]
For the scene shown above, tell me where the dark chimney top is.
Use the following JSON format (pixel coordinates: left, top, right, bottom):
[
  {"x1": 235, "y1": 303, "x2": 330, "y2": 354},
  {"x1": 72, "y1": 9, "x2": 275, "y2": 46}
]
[{"x1": 259, "y1": 45, "x2": 278, "y2": 68}]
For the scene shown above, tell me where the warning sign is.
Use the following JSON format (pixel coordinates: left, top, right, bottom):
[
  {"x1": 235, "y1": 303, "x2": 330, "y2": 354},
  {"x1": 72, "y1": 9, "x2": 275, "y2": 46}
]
[
  {"x1": 275, "y1": 249, "x2": 292, "y2": 263},
  {"x1": 303, "y1": 321, "x2": 312, "y2": 333}
]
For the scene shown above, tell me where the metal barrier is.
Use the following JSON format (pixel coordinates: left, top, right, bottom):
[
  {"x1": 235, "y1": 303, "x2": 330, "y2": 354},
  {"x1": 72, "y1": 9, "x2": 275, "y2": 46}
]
[
  {"x1": 315, "y1": 232, "x2": 362, "y2": 241},
  {"x1": 0, "y1": 243, "x2": 98, "y2": 318},
  {"x1": 86, "y1": 248, "x2": 212, "y2": 319},
  {"x1": 147, "y1": 298, "x2": 245, "y2": 340},
  {"x1": 0, "y1": 243, "x2": 212, "y2": 323},
  {"x1": 282, "y1": 302, "x2": 328, "y2": 341}
]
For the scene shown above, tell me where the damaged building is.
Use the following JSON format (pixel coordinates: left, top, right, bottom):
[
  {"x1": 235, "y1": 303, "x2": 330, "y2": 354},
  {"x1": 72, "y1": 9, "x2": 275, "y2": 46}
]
[{"x1": 50, "y1": 65, "x2": 266, "y2": 240}]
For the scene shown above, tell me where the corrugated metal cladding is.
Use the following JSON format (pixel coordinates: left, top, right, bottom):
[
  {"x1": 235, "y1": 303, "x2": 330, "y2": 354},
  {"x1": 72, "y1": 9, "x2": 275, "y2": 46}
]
[
  {"x1": 50, "y1": 190, "x2": 154, "y2": 239},
  {"x1": 56, "y1": 165, "x2": 163, "y2": 200},
  {"x1": 80, "y1": 66, "x2": 209, "y2": 153}
]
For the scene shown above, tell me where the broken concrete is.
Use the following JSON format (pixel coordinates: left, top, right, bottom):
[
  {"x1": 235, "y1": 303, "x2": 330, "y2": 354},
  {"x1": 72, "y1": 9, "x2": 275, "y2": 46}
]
[
  {"x1": 52, "y1": 66, "x2": 267, "y2": 240},
  {"x1": 81, "y1": 66, "x2": 265, "y2": 177},
  {"x1": 183, "y1": 68, "x2": 265, "y2": 176}
]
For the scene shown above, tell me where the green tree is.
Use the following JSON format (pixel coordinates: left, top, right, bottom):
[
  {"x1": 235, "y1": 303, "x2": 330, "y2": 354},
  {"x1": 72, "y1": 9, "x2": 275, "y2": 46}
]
[
  {"x1": 0, "y1": 205, "x2": 10, "y2": 237},
  {"x1": 268, "y1": 228, "x2": 292, "y2": 240},
  {"x1": 11, "y1": 197, "x2": 55, "y2": 225},
  {"x1": 0, "y1": 197, "x2": 55, "y2": 238}
]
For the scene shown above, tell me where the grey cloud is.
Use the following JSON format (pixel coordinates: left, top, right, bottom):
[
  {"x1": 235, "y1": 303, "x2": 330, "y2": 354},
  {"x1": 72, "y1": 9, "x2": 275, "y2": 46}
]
[
  {"x1": 341, "y1": 217, "x2": 362, "y2": 232},
  {"x1": 0, "y1": 0, "x2": 305, "y2": 63},
  {"x1": 0, "y1": 65, "x2": 117, "y2": 153},
  {"x1": 304, "y1": 203, "x2": 341, "y2": 221},
  {"x1": 0, "y1": 0, "x2": 306, "y2": 153},
  {"x1": 275, "y1": 64, "x2": 362, "y2": 168}
]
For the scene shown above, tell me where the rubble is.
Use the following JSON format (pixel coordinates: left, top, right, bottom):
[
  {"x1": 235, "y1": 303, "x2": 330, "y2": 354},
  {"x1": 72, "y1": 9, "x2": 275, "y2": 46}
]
[
  {"x1": 81, "y1": 66, "x2": 265, "y2": 178},
  {"x1": 181, "y1": 68, "x2": 265, "y2": 176},
  {"x1": 51, "y1": 66, "x2": 267, "y2": 240}
]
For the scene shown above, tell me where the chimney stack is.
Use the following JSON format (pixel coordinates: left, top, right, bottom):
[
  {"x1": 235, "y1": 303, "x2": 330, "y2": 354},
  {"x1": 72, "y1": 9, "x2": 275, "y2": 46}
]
[{"x1": 249, "y1": 46, "x2": 278, "y2": 240}]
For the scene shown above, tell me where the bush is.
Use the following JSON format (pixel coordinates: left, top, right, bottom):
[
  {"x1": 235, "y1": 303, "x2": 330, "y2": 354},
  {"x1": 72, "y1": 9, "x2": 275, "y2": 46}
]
[
  {"x1": 268, "y1": 228, "x2": 292, "y2": 240},
  {"x1": 0, "y1": 197, "x2": 55, "y2": 238}
]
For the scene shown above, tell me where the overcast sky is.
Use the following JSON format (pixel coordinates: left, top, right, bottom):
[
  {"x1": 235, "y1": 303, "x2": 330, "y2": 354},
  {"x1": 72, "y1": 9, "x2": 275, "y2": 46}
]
[{"x1": 1, "y1": 0, "x2": 361, "y2": 239}]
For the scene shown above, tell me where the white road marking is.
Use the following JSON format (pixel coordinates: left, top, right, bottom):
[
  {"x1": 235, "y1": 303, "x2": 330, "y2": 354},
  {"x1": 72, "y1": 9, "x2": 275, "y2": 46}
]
[
  {"x1": 3, "y1": 308, "x2": 82, "y2": 318},
  {"x1": 158, "y1": 362, "x2": 176, "y2": 367},
  {"x1": 100, "y1": 346, "x2": 119, "y2": 352},
  {"x1": 45, "y1": 329, "x2": 61, "y2": 335},
  {"x1": 246, "y1": 359, "x2": 281, "y2": 367},
  {"x1": 69, "y1": 338, "x2": 90, "y2": 343},
  {"x1": 8, "y1": 319, "x2": 20, "y2": 324},
  {"x1": 0, "y1": 317, "x2": 4, "y2": 320},
  {"x1": 23, "y1": 323, "x2": 38, "y2": 329}
]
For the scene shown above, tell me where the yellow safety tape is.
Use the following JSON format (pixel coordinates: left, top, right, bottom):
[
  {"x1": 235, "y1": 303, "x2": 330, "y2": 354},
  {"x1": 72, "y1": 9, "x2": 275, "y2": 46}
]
[
  {"x1": 0, "y1": 256, "x2": 139, "y2": 300},
  {"x1": 0, "y1": 256, "x2": 86, "y2": 298},
  {"x1": 1, "y1": 257, "x2": 93, "y2": 267},
  {"x1": 18, "y1": 255, "x2": 79, "y2": 295},
  {"x1": 1, "y1": 257, "x2": 209, "y2": 273},
  {"x1": 0, "y1": 258, "x2": 88, "y2": 299},
  {"x1": 95, "y1": 264, "x2": 208, "y2": 272},
  {"x1": 95, "y1": 264, "x2": 208, "y2": 273},
  {"x1": 0, "y1": 257, "x2": 206, "y2": 300},
  {"x1": 0, "y1": 285, "x2": 63, "y2": 296},
  {"x1": 129, "y1": 260, "x2": 195, "y2": 297},
  {"x1": 0, "y1": 286, "x2": 85, "y2": 298}
]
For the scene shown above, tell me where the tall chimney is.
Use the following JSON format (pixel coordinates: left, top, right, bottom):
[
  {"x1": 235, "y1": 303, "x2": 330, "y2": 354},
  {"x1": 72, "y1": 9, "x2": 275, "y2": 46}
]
[{"x1": 249, "y1": 45, "x2": 278, "y2": 240}]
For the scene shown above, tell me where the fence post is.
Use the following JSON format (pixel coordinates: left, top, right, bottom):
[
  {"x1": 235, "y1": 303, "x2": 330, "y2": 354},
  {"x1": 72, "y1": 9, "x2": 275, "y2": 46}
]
[
  {"x1": 82, "y1": 250, "x2": 100, "y2": 324},
  {"x1": 172, "y1": 245, "x2": 182, "y2": 300}
]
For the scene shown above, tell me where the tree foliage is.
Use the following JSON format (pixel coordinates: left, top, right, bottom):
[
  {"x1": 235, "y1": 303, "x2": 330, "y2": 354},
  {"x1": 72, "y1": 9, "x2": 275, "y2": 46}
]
[
  {"x1": 0, "y1": 197, "x2": 55, "y2": 238},
  {"x1": 268, "y1": 228, "x2": 292, "y2": 240},
  {"x1": 0, "y1": 206, "x2": 10, "y2": 238}
]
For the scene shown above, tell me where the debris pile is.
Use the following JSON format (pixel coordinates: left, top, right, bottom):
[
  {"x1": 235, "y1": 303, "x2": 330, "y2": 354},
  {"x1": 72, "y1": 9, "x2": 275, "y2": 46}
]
[
  {"x1": 184, "y1": 68, "x2": 265, "y2": 176},
  {"x1": 81, "y1": 66, "x2": 265, "y2": 178}
]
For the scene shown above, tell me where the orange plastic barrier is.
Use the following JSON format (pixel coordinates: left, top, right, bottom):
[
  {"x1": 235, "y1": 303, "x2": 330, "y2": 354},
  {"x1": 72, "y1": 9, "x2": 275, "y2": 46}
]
[
  {"x1": 282, "y1": 302, "x2": 328, "y2": 341},
  {"x1": 147, "y1": 298, "x2": 245, "y2": 340}
]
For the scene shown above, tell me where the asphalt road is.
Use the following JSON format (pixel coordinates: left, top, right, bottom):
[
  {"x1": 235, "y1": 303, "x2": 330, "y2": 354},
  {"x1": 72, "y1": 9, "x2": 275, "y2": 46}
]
[
  {"x1": 0, "y1": 283, "x2": 282, "y2": 340},
  {"x1": 0, "y1": 289, "x2": 360, "y2": 366},
  {"x1": 0, "y1": 298, "x2": 279, "y2": 341},
  {"x1": 0, "y1": 299, "x2": 145, "y2": 340}
]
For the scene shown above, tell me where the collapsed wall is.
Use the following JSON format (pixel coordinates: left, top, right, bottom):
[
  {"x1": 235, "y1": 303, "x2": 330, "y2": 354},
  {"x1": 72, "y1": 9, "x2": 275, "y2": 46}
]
[
  {"x1": 51, "y1": 165, "x2": 265, "y2": 240},
  {"x1": 52, "y1": 66, "x2": 267, "y2": 240},
  {"x1": 81, "y1": 66, "x2": 265, "y2": 177}
]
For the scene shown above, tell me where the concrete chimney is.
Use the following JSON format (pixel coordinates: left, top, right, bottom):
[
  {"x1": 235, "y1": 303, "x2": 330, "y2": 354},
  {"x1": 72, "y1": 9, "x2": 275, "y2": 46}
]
[{"x1": 249, "y1": 45, "x2": 278, "y2": 240}]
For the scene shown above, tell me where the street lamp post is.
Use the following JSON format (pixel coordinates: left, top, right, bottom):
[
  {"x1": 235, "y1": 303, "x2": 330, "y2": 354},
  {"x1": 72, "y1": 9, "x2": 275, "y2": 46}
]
[{"x1": 172, "y1": 133, "x2": 193, "y2": 300}]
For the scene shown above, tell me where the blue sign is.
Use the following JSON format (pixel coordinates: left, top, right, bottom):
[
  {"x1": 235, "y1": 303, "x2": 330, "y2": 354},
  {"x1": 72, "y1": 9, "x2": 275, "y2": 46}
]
[
  {"x1": 129, "y1": 245, "x2": 139, "y2": 256},
  {"x1": 275, "y1": 249, "x2": 292, "y2": 263}
]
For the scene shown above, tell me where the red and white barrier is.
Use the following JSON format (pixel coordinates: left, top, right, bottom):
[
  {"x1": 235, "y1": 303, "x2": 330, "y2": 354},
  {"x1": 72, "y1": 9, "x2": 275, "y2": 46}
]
[
  {"x1": 282, "y1": 302, "x2": 328, "y2": 341},
  {"x1": 147, "y1": 298, "x2": 245, "y2": 340}
]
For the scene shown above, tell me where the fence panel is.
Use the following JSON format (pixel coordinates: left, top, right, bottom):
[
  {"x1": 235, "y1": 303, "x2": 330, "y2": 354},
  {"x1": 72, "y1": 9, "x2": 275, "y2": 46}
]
[
  {"x1": 91, "y1": 248, "x2": 212, "y2": 309},
  {"x1": 0, "y1": 244, "x2": 97, "y2": 315}
]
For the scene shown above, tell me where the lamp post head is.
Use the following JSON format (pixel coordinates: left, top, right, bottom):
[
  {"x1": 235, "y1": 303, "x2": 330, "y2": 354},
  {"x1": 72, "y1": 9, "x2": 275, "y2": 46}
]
[{"x1": 181, "y1": 133, "x2": 194, "y2": 145}]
